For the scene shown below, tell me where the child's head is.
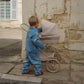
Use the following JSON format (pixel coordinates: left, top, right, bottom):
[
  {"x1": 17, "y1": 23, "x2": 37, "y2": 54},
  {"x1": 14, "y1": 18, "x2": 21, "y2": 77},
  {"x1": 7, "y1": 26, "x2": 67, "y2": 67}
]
[{"x1": 28, "y1": 16, "x2": 39, "y2": 28}]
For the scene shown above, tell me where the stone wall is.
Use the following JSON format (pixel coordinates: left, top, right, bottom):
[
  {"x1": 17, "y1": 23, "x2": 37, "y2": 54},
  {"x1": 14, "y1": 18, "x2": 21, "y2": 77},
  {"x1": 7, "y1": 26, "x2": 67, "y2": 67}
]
[{"x1": 22, "y1": 0, "x2": 84, "y2": 63}]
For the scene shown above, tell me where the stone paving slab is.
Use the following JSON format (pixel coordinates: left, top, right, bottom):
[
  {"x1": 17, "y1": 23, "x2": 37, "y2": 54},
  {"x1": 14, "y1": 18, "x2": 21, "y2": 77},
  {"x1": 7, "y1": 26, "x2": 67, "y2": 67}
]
[
  {"x1": 62, "y1": 81, "x2": 75, "y2": 84},
  {"x1": 71, "y1": 71, "x2": 84, "y2": 82},
  {"x1": 42, "y1": 78, "x2": 82, "y2": 84},
  {"x1": 0, "y1": 74, "x2": 42, "y2": 84},
  {"x1": 0, "y1": 63, "x2": 15, "y2": 74},
  {"x1": 71, "y1": 64, "x2": 84, "y2": 72},
  {"x1": 9, "y1": 63, "x2": 70, "y2": 81},
  {"x1": 71, "y1": 64, "x2": 84, "y2": 82},
  {"x1": 60, "y1": 64, "x2": 70, "y2": 71},
  {"x1": 75, "y1": 81, "x2": 82, "y2": 84},
  {"x1": 63, "y1": 81, "x2": 82, "y2": 84},
  {"x1": 83, "y1": 81, "x2": 84, "y2": 84},
  {"x1": 41, "y1": 79, "x2": 63, "y2": 84},
  {"x1": 9, "y1": 63, "x2": 23, "y2": 75}
]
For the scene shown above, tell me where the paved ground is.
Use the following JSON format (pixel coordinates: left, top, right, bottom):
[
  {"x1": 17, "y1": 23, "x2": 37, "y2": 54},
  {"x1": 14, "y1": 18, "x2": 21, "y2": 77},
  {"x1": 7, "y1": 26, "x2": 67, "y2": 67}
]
[
  {"x1": 0, "y1": 39, "x2": 84, "y2": 84},
  {"x1": 0, "y1": 62, "x2": 84, "y2": 84}
]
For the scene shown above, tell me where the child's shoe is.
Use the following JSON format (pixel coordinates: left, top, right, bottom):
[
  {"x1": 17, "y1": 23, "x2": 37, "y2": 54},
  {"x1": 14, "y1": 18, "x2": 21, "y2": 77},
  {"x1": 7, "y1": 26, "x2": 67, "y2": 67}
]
[
  {"x1": 35, "y1": 71, "x2": 43, "y2": 76},
  {"x1": 22, "y1": 70, "x2": 33, "y2": 74}
]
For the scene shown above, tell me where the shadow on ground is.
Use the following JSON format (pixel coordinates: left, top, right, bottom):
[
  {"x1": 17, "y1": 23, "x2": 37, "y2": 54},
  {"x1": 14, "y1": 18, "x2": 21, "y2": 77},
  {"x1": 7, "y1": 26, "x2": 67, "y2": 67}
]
[
  {"x1": 0, "y1": 39, "x2": 22, "y2": 62},
  {"x1": 0, "y1": 39, "x2": 22, "y2": 56}
]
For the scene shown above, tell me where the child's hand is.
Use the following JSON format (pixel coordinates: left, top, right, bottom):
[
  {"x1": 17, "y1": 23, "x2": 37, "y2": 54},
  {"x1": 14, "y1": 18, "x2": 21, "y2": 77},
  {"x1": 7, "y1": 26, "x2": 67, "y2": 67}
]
[{"x1": 41, "y1": 45, "x2": 45, "y2": 49}]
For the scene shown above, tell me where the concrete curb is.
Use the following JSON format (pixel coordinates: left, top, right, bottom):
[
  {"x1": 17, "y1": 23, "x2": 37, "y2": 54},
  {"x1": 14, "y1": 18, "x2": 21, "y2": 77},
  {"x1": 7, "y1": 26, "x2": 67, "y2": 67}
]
[
  {"x1": 0, "y1": 73, "x2": 77, "y2": 84},
  {"x1": 0, "y1": 74, "x2": 42, "y2": 84}
]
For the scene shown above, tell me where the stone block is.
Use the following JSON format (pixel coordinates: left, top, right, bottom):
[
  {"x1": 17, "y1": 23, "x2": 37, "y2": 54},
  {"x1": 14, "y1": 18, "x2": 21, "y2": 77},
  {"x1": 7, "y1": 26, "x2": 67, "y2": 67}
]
[
  {"x1": 70, "y1": 0, "x2": 84, "y2": 30},
  {"x1": 59, "y1": 29, "x2": 66, "y2": 43},
  {"x1": 69, "y1": 42, "x2": 84, "y2": 51},
  {"x1": 71, "y1": 0, "x2": 80, "y2": 13},
  {"x1": 70, "y1": 13, "x2": 80, "y2": 30},
  {"x1": 80, "y1": 0, "x2": 84, "y2": 13},
  {"x1": 69, "y1": 30, "x2": 84, "y2": 41},
  {"x1": 47, "y1": 0, "x2": 65, "y2": 15},
  {"x1": 69, "y1": 50, "x2": 84, "y2": 61},
  {"x1": 65, "y1": 0, "x2": 71, "y2": 14},
  {"x1": 80, "y1": 14, "x2": 84, "y2": 30},
  {"x1": 22, "y1": 0, "x2": 34, "y2": 24},
  {"x1": 36, "y1": 0, "x2": 47, "y2": 19}
]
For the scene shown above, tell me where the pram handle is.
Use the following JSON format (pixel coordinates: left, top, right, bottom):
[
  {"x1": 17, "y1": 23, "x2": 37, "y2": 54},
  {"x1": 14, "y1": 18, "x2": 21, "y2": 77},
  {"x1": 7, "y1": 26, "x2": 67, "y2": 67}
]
[{"x1": 20, "y1": 23, "x2": 29, "y2": 32}]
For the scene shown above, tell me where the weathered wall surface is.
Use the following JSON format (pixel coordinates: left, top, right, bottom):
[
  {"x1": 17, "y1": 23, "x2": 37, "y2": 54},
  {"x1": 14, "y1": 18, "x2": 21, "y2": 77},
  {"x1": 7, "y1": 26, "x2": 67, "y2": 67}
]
[
  {"x1": 0, "y1": 0, "x2": 22, "y2": 28},
  {"x1": 22, "y1": 0, "x2": 84, "y2": 63}
]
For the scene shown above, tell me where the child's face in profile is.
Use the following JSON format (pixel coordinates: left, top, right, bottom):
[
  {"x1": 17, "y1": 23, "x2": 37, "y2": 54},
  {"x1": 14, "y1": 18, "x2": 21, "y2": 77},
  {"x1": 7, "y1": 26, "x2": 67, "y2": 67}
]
[{"x1": 35, "y1": 23, "x2": 39, "y2": 28}]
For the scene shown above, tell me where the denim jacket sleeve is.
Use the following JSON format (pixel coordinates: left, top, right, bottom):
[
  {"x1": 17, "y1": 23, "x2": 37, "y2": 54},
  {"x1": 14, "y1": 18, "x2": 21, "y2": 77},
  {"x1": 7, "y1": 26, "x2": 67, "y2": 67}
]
[{"x1": 31, "y1": 31, "x2": 45, "y2": 49}]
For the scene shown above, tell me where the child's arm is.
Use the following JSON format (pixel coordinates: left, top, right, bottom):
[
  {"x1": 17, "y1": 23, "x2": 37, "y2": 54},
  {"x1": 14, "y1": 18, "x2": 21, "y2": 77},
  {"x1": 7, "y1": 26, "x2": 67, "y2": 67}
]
[
  {"x1": 31, "y1": 32, "x2": 45, "y2": 49},
  {"x1": 37, "y1": 27, "x2": 42, "y2": 33}
]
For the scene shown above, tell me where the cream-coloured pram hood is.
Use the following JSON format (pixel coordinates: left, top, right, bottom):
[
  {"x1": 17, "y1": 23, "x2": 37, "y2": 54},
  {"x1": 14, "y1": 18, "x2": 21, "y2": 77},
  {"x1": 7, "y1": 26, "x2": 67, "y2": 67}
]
[{"x1": 40, "y1": 19, "x2": 60, "y2": 43}]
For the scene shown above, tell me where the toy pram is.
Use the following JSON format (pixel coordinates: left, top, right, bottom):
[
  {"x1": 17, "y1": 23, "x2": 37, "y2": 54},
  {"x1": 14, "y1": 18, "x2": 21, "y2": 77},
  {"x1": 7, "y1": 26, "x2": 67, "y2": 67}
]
[{"x1": 21, "y1": 20, "x2": 60, "y2": 73}]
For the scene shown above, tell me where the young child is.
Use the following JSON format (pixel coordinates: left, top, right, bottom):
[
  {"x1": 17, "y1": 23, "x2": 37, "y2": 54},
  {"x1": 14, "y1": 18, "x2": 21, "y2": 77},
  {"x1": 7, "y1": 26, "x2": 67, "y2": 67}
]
[{"x1": 22, "y1": 16, "x2": 45, "y2": 76}]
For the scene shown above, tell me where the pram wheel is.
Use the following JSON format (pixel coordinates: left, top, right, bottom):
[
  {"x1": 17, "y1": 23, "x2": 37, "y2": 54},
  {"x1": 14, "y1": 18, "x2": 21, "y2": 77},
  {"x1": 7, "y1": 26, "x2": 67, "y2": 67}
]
[{"x1": 46, "y1": 58, "x2": 60, "y2": 73}]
